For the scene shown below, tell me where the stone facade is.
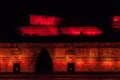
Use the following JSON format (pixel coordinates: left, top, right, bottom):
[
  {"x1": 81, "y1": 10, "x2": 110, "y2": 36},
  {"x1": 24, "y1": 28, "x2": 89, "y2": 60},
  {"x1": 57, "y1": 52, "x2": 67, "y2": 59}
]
[{"x1": 0, "y1": 43, "x2": 120, "y2": 73}]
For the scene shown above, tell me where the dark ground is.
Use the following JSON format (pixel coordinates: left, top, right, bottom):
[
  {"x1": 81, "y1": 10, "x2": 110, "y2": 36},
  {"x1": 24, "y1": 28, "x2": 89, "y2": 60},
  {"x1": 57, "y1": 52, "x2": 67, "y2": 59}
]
[
  {"x1": 0, "y1": 72, "x2": 120, "y2": 80},
  {"x1": 0, "y1": 74, "x2": 120, "y2": 80}
]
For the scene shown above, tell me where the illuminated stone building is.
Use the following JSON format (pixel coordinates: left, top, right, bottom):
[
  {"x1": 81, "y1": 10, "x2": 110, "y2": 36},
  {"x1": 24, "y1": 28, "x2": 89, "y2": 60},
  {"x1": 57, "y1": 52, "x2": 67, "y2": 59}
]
[{"x1": 1, "y1": 14, "x2": 120, "y2": 74}]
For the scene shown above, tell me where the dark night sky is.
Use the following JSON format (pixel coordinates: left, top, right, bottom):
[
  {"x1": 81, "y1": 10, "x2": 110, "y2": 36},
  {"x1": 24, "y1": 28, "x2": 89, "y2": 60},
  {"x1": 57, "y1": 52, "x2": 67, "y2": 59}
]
[{"x1": 1, "y1": 1, "x2": 120, "y2": 42}]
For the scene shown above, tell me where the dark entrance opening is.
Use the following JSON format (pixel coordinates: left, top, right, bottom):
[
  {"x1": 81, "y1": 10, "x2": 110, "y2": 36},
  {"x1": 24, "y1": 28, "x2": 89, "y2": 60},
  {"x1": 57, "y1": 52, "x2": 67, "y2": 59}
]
[
  {"x1": 67, "y1": 63, "x2": 75, "y2": 73},
  {"x1": 35, "y1": 47, "x2": 53, "y2": 74},
  {"x1": 13, "y1": 63, "x2": 20, "y2": 74}
]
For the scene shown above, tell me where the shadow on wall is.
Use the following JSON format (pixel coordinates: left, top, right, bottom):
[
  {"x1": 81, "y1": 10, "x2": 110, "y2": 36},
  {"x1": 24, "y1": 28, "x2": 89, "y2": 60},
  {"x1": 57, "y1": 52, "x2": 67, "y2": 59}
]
[{"x1": 35, "y1": 47, "x2": 53, "y2": 74}]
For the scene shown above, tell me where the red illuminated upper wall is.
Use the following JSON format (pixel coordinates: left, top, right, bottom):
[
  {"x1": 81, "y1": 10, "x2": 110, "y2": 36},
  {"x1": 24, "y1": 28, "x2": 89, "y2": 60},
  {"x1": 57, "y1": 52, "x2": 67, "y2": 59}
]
[
  {"x1": 29, "y1": 15, "x2": 62, "y2": 26},
  {"x1": 61, "y1": 27, "x2": 102, "y2": 36},
  {"x1": 18, "y1": 15, "x2": 103, "y2": 37},
  {"x1": 18, "y1": 26, "x2": 59, "y2": 36},
  {"x1": 19, "y1": 26, "x2": 102, "y2": 37},
  {"x1": 112, "y1": 16, "x2": 120, "y2": 29}
]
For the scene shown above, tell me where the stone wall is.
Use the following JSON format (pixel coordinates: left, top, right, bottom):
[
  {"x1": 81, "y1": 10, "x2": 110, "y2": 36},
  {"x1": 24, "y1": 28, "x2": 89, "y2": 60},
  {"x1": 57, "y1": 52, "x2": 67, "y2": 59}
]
[{"x1": 0, "y1": 43, "x2": 120, "y2": 72}]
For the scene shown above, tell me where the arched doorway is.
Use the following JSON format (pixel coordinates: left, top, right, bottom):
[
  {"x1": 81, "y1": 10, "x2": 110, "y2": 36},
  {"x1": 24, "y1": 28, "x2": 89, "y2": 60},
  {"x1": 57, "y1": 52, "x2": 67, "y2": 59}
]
[{"x1": 35, "y1": 47, "x2": 53, "y2": 74}]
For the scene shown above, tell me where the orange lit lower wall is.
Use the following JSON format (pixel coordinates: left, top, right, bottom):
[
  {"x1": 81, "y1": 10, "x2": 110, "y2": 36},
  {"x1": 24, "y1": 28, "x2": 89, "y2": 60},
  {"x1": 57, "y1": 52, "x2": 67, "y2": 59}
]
[
  {"x1": 53, "y1": 61, "x2": 67, "y2": 72},
  {"x1": 75, "y1": 60, "x2": 120, "y2": 72},
  {"x1": 0, "y1": 59, "x2": 35, "y2": 72},
  {"x1": 0, "y1": 44, "x2": 39, "y2": 73},
  {"x1": 53, "y1": 60, "x2": 120, "y2": 72},
  {"x1": 0, "y1": 43, "x2": 120, "y2": 73}
]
